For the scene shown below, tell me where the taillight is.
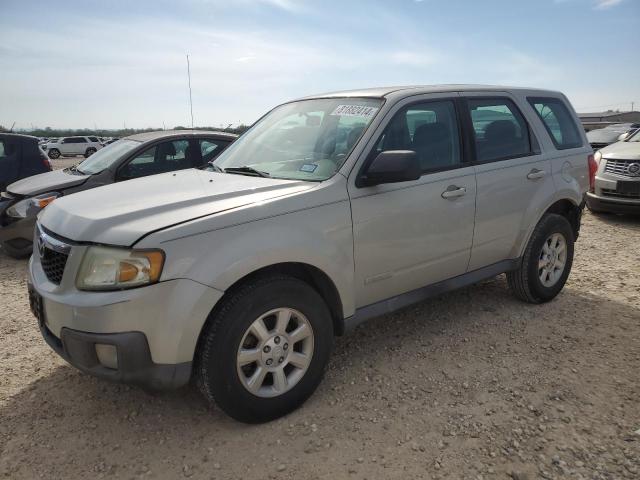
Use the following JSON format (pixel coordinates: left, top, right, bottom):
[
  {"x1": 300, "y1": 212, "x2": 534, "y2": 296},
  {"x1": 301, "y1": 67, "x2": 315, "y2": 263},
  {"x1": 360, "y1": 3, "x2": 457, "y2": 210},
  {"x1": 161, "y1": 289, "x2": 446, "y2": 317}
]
[
  {"x1": 588, "y1": 153, "x2": 597, "y2": 192},
  {"x1": 41, "y1": 151, "x2": 52, "y2": 170}
]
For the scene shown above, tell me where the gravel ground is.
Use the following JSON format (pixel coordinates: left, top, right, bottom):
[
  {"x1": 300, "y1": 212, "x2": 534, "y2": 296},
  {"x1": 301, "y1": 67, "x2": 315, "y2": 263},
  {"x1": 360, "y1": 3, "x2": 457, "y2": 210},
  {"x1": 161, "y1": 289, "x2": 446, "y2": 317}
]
[{"x1": 1, "y1": 160, "x2": 639, "y2": 479}]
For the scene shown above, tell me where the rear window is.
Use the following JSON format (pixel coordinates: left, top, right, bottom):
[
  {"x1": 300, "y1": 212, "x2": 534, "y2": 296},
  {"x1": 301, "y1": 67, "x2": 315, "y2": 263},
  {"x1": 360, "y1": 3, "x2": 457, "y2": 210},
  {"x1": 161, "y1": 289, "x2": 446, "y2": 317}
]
[{"x1": 528, "y1": 97, "x2": 582, "y2": 150}]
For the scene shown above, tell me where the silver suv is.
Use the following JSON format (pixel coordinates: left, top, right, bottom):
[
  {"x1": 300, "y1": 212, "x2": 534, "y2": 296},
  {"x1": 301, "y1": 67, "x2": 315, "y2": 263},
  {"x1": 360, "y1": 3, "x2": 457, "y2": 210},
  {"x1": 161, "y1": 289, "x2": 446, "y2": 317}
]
[
  {"x1": 586, "y1": 129, "x2": 640, "y2": 214},
  {"x1": 27, "y1": 85, "x2": 590, "y2": 423}
]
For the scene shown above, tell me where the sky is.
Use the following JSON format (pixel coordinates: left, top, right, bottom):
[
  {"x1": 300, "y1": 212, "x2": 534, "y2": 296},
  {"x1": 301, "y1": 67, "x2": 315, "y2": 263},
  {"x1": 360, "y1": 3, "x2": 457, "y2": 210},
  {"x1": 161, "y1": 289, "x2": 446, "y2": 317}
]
[{"x1": 1, "y1": 0, "x2": 639, "y2": 130}]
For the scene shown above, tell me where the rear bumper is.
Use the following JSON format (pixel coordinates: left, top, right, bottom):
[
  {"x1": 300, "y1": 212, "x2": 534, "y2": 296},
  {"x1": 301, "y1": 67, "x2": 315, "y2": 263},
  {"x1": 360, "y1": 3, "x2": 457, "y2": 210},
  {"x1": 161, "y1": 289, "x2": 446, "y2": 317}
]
[
  {"x1": 29, "y1": 284, "x2": 193, "y2": 390},
  {"x1": 586, "y1": 192, "x2": 640, "y2": 214}
]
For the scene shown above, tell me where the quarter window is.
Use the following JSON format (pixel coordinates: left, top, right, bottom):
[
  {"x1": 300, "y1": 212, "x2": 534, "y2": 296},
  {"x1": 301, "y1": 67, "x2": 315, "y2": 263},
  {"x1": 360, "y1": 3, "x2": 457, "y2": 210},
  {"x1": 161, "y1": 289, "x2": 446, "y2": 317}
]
[
  {"x1": 200, "y1": 139, "x2": 229, "y2": 163},
  {"x1": 467, "y1": 98, "x2": 531, "y2": 162},
  {"x1": 528, "y1": 97, "x2": 582, "y2": 150},
  {"x1": 373, "y1": 100, "x2": 462, "y2": 172}
]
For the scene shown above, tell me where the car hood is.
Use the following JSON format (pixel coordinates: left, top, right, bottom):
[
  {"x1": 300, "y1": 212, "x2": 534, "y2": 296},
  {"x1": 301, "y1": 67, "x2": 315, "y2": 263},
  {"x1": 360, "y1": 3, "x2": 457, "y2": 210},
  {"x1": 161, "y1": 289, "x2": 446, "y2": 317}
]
[
  {"x1": 599, "y1": 141, "x2": 640, "y2": 160},
  {"x1": 39, "y1": 169, "x2": 315, "y2": 246},
  {"x1": 7, "y1": 169, "x2": 88, "y2": 197}
]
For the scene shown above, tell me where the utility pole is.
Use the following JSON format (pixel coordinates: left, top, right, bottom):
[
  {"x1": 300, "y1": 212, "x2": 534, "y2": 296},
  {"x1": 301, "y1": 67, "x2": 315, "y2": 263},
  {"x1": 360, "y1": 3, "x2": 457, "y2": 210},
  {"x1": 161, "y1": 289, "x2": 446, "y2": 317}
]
[{"x1": 186, "y1": 54, "x2": 194, "y2": 129}]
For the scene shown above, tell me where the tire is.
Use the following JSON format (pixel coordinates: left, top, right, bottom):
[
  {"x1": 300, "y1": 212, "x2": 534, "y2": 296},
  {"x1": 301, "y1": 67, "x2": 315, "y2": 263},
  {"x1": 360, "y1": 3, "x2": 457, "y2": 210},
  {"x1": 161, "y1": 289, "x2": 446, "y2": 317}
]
[
  {"x1": 48, "y1": 149, "x2": 60, "y2": 159},
  {"x1": 196, "y1": 275, "x2": 333, "y2": 423},
  {"x1": 1, "y1": 241, "x2": 32, "y2": 259},
  {"x1": 84, "y1": 147, "x2": 97, "y2": 158},
  {"x1": 507, "y1": 213, "x2": 574, "y2": 304}
]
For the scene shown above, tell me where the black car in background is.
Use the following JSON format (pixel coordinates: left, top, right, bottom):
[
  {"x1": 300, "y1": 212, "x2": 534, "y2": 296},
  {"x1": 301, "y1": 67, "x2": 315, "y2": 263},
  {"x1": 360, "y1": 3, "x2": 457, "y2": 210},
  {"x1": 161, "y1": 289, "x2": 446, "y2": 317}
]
[
  {"x1": 0, "y1": 134, "x2": 52, "y2": 193},
  {"x1": 0, "y1": 130, "x2": 237, "y2": 258}
]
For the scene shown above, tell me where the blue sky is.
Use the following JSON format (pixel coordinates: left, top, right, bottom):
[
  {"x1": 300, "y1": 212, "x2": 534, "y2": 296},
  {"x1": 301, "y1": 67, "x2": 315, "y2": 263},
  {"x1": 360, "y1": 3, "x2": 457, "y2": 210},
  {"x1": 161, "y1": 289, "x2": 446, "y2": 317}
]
[{"x1": 1, "y1": 0, "x2": 638, "y2": 129}]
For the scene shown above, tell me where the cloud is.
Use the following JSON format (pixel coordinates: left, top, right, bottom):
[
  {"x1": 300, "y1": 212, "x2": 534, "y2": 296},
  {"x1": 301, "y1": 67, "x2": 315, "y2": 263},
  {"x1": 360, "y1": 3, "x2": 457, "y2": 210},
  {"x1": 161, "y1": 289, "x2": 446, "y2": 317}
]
[{"x1": 594, "y1": 0, "x2": 625, "y2": 8}]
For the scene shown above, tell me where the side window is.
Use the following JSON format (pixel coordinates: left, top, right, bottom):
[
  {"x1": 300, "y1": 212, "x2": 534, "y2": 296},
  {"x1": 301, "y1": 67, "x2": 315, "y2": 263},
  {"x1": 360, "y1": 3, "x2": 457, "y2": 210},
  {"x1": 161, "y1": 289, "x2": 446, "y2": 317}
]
[
  {"x1": 78, "y1": 137, "x2": 87, "y2": 143},
  {"x1": 373, "y1": 100, "x2": 461, "y2": 172},
  {"x1": 119, "y1": 140, "x2": 191, "y2": 179},
  {"x1": 200, "y1": 139, "x2": 229, "y2": 164},
  {"x1": 528, "y1": 97, "x2": 582, "y2": 150},
  {"x1": 467, "y1": 98, "x2": 532, "y2": 162},
  {"x1": 88, "y1": 136, "x2": 99, "y2": 142}
]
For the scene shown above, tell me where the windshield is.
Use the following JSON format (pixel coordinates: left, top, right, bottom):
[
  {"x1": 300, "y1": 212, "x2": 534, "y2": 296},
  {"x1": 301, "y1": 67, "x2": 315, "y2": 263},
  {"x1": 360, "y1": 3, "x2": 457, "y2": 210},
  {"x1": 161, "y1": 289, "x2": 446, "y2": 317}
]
[
  {"x1": 625, "y1": 129, "x2": 640, "y2": 142},
  {"x1": 76, "y1": 139, "x2": 140, "y2": 174},
  {"x1": 212, "y1": 97, "x2": 383, "y2": 181}
]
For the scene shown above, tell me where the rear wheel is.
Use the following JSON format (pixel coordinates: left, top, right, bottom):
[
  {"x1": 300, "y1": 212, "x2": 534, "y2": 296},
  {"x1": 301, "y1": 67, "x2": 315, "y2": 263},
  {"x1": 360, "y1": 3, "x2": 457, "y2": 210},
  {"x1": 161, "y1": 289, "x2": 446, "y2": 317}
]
[
  {"x1": 507, "y1": 214, "x2": 574, "y2": 304},
  {"x1": 47, "y1": 148, "x2": 60, "y2": 159},
  {"x1": 196, "y1": 275, "x2": 333, "y2": 423},
  {"x1": 84, "y1": 147, "x2": 97, "y2": 157}
]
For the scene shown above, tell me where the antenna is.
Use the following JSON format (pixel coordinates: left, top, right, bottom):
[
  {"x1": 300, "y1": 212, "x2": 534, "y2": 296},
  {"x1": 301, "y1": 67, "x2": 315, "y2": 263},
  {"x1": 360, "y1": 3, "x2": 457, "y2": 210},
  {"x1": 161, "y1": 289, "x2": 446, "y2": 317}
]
[
  {"x1": 186, "y1": 54, "x2": 194, "y2": 129},
  {"x1": 10, "y1": 121, "x2": 15, "y2": 132}
]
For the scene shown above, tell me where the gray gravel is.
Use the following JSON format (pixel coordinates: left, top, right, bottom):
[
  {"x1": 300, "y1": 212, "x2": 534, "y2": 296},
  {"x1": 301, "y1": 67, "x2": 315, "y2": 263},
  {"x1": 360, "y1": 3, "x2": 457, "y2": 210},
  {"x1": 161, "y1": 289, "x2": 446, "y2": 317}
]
[{"x1": 1, "y1": 166, "x2": 639, "y2": 479}]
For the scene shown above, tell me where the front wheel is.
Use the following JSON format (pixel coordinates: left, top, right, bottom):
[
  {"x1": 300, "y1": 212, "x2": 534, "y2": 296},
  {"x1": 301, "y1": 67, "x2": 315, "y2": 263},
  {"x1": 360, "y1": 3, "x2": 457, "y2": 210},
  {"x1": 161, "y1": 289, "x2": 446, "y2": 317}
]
[
  {"x1": 196, "y1": 275, "x2": 333, "y2": 423},
  {"x1": 507, "y1": 213, "x2": 574, "y2": 304},
  {"x1": 47, "y1": 148, "x2": 60, "y2": 159},
  {"x1": 1, "y1": 241, "x2": 32, "y2": 259},
  {"x1": 84, "y1": 147, "x2": 97, "y2": 157}
]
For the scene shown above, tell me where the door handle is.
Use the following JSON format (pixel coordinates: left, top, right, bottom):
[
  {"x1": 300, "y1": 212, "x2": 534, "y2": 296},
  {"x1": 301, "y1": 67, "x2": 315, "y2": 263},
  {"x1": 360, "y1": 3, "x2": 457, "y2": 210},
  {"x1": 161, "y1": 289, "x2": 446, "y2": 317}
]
[
  {"x1": 441, "y1": 185, "x2": 466, "y2": 199},
  {"x1": 526, "y1": 168, "x2": 546, "y2": 180}
]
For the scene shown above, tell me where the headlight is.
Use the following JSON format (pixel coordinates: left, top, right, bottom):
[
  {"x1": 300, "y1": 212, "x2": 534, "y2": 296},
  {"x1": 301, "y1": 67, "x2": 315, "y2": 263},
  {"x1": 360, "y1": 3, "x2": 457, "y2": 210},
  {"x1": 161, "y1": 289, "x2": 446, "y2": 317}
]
[
  {"x1": 6, "y1": 192, "x2": 60, "y2": 218},
  {"x1": 594, "y1": 150, "x2": 602, "y2": 165},
  {"x1": 76, "y1": 246, "x2": 165, "y2": 291}
]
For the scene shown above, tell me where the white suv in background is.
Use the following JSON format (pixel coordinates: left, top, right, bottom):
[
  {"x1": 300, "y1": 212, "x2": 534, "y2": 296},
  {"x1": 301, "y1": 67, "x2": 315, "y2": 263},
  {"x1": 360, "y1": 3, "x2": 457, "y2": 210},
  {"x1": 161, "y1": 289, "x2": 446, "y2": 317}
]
[{"x1": 43, "y1": 136, "x2": 103, "y2": 159}]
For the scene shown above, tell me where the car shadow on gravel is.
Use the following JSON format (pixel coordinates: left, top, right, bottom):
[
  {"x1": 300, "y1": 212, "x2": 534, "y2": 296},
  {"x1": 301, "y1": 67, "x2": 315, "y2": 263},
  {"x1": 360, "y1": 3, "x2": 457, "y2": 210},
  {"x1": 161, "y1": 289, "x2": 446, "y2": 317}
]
[{"x1": 1, "y1": 276, "x2": 639, "y2": 480}]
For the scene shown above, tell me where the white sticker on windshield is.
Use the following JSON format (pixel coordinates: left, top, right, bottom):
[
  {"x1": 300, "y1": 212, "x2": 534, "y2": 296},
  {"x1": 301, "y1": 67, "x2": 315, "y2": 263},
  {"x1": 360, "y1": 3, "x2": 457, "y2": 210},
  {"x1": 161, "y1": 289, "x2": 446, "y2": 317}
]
[{"x1": 330, "y1": 105, "x2": 379, "y2": 118}]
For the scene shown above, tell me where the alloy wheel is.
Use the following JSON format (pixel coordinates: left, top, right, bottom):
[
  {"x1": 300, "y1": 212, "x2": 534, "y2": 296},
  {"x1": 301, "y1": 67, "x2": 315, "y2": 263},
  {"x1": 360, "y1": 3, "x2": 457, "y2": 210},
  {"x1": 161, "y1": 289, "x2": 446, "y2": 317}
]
[
  {"x1": 538, "y1": 233, "x2": 567, "y2": 287},
  {"x1": 236, "y1": 308, "x2": 314, "y2": 398}
]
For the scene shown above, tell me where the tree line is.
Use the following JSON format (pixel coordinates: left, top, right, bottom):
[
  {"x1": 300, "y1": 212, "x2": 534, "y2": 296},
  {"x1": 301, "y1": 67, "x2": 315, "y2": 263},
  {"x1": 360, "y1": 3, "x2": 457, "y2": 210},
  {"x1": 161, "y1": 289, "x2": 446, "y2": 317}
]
[{"x1": 0, "y1": 125, "x2": 250, "y2": 137}]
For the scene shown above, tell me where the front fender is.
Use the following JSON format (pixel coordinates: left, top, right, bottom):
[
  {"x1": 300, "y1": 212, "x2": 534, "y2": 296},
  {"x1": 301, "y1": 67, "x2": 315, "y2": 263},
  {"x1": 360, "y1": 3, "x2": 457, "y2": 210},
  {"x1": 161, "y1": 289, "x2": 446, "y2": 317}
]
[{"x1": 143, "y1": 200, "x2": 356, "y2": 318}]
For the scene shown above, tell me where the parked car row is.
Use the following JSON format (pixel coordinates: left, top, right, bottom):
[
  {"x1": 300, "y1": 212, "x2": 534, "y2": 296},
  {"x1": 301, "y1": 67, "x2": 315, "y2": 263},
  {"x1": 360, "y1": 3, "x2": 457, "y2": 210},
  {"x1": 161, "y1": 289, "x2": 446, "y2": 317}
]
[
  {"x1": 0, "y1": 130, "x2": 236, "y2": 257},
  {"x1": 12, "y1": 85, "x2": 596, "y2": 423}
]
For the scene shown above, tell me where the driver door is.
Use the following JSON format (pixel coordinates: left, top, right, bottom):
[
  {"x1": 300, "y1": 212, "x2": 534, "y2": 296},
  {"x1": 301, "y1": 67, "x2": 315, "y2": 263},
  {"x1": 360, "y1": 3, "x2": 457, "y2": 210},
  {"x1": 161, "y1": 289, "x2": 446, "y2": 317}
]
[{"x1": 349, "y1": 96, "x2": 477, "y2": 308}]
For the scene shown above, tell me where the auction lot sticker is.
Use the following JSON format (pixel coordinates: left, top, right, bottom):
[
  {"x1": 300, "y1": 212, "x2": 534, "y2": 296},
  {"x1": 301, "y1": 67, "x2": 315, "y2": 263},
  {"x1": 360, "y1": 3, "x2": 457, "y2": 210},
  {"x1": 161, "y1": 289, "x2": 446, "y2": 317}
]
[{"x1": 331, "y1": 104, "x2": 379, "y2": 118}]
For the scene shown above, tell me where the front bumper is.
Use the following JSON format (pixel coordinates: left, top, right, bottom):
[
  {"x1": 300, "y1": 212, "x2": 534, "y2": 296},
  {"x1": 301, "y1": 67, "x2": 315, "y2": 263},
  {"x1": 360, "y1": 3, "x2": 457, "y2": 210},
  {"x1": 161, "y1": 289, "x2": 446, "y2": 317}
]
[
  {"x1": 586, "y1": 192, "x2": 640, "y2": 214},
  {"x1": 32, "y1": 297, "x2": 192, "y2": 390},
  {"x1": 0, "y1": 199, "x2": 36, "y2": 252},
  {"x1": 28, "y1": 245, "x2": 224, "y2": 390}
]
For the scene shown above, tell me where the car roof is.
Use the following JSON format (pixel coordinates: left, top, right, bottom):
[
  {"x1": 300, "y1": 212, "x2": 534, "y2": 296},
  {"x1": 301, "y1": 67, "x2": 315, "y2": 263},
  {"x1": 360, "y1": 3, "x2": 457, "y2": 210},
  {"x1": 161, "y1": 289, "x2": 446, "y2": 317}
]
[
  {"x1": 295, "y1": 84, "x2": 562, "y2": 101},
  {"x1": 0, "y1": 133, "x2": 39, "y2": 141},
  {"x1": 124, "y1": 130, "x2": 238, "y2": 142}
]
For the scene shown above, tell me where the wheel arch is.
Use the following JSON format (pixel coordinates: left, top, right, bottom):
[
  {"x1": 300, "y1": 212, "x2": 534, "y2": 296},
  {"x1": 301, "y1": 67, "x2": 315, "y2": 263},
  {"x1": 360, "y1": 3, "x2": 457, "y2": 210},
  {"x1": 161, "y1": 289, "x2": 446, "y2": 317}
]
[
  {"x1": 515, "y1": 196, "x2": 583, "y2": 258},
  {"x1": 195, "y1": 262, "x2": 346, "y2": 356}
]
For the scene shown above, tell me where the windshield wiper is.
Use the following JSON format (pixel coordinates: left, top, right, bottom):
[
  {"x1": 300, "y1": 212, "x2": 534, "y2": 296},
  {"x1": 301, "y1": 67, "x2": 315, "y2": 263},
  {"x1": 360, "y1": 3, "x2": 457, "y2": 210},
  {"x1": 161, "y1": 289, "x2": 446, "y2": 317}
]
[
  {"x1": 224, "y1": 166, "x2": 271, "y2": 178},
  {"x1": 65, "y1": 164, "x2": 86, "y2": 175}
]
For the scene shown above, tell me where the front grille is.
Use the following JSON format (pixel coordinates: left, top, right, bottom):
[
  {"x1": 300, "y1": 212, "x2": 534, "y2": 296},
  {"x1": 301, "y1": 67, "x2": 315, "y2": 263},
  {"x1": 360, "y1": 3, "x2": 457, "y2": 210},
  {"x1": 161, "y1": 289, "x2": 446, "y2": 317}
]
[
  {"x1": 41, "y1": 247, "x2": 69, "y2": 284},
  {"x1": 601, "y1": 188, "x2": 640, "y2": 200},
  {"x1": 604, "y1": 159, "x2": 640, "y2": 177}
]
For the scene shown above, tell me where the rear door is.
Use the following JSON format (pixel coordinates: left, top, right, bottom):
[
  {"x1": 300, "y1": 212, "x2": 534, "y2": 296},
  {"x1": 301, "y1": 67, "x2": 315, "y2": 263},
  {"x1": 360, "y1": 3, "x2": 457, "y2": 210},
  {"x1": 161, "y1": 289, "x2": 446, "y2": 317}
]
[
  {"x1": 463, "y1": 94, "x2": 554, "y2": 270},
  {"x1": 349, "y1": 95, "x2": 477, "y2": 307}
]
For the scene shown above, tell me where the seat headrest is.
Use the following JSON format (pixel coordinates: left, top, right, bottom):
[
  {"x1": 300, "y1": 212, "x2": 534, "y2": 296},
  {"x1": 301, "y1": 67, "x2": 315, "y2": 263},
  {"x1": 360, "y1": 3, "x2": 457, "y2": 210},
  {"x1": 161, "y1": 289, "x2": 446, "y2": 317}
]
[
  {"x1": 413, "y1": 122, "x2": 449, "y2": 147},
  {"x1": 484, "y1": 120, "x2": 517, "y2": 142},
  {"x1": 157, "y1": 142, "x2": 177, "y2": 157}
]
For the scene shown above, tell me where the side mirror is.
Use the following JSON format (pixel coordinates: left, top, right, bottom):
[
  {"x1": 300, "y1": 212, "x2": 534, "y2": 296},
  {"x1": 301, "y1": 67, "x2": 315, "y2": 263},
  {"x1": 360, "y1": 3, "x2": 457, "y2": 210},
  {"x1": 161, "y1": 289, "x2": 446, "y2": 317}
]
[{"x1": 358, "y1": 150, "x2": 421, "y2": 187}]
